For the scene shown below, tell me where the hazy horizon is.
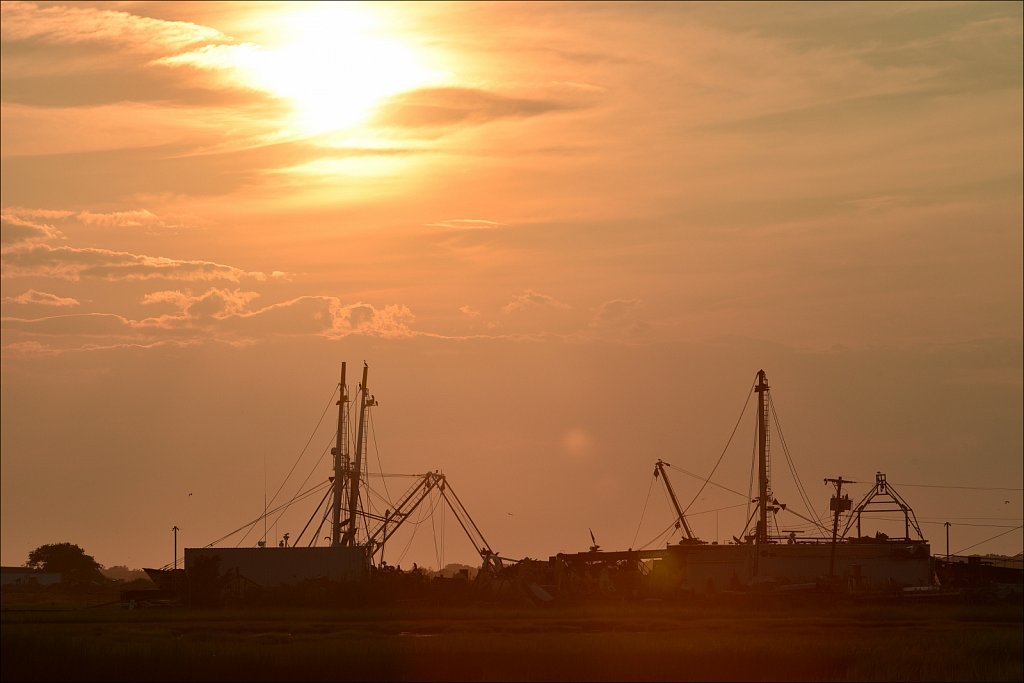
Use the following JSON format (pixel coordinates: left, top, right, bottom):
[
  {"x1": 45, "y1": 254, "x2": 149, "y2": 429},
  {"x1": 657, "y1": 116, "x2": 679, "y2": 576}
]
[{"x1": 2, "y1": 1, "x2": 1021, "y2": 571}]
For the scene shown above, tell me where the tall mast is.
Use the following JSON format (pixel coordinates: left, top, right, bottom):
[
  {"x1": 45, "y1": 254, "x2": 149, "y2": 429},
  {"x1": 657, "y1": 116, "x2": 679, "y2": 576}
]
[
  {"x1": 755, "y1": 369, "x2": 770, "y2": 545},
  {"x1": 330, "y1": 363, "x2": 348, "y2": 546},
  {"x1": 343, "y1": 363, "x2": 372, "y2": 546}
]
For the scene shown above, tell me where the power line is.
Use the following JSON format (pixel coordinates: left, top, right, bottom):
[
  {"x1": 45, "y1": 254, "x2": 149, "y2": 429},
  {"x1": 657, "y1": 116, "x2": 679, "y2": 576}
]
[
  {"x1": 918, "y1": 516, "x2": 1023, "y2": 522},
  {"x1": 870, "y1": 516, "x2": 1023, "y2": 529},
  {"x1": 890, "y1": 482, "x2": 1022, "y2": 492},
  {"x1": 805, "y1": 479, "x2": 1021, "y2": 493},
  {"x1": 953, "y1": 525, "x2": 1023, "y2": 555}
]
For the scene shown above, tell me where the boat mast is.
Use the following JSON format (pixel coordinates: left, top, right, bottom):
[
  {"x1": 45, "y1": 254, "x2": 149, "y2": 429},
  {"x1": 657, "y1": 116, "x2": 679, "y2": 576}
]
[
  {"x1": 343, "y1": 363, "x2": 373, "y2": 546},
  {"x1": 330, "y1": 363, "x2": 349, "y2": 546},
  {"x1": 755, "y1": 369, "x2": 771, "y2": 544}
]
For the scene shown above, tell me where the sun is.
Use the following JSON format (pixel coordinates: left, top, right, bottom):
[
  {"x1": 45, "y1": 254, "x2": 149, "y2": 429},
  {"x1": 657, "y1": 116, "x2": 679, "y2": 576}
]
[{"x1": 239, "y1": 4, "x2": 445, "y2": 136}]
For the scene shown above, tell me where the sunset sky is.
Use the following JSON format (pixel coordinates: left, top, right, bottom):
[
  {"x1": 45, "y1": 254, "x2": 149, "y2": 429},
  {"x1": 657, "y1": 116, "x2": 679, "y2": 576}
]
[{"x1": 2, "y1": 1, "x2": 1021, "y2": 572}]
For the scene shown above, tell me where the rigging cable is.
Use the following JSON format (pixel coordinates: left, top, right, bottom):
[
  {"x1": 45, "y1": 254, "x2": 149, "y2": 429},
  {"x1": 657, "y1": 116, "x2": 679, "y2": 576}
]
[
  {"x1": 368, "y1": 411, "x2": 393, "y2": 505},
  {"x1": 770, "y1": 395, "x2": 829, "y2": 533},
  {"x1": 666, "y1": 463, "x2": 749, "y2": 499},
  {"x1": 199, "y1": 479, "x2": 332, "y2": 550},
  {"x1": 264, "y1": 383, "x2": 338, "y2": 514},
  {"x1": 428, "y1": 486, "x2": 448, "y2": 570},
  {"x1": 253, "y1": 436, "x2": 334, "y2": 547},
  {"x1": 393, "y1": 490, "x2": 443, "y2": 567},
  {"x1": 685, "y1": 502, "x2": 748, "y2": 517},
  {"x1": 683, "y1": 380, "x2": 755, "y2": 515},
  {"x1": 745, "y1": 406, "x2": 757, "y2": 538},
  {"x1": 235, "y1": 384, "x2": 338, "y2": 547},
  {"x1": 778, "y1": 506, "x2": 831, "y2": 536},
  {"x1": 637, "y1": 520, "x2": 679, "y2": 550},
  {"x1": 307, "y1": 499, "x2": 333, "y2": 547},
  {"x1": 293, "y1": 485, "x2": 332, "y2": 546},
  {"x1": 631, "y1": 474, "x2": 657, "y2": 549}
]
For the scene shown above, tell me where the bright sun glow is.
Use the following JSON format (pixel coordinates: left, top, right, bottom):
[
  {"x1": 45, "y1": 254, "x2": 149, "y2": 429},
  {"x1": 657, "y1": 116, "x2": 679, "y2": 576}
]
[{"x1": 239, "y1": 4, "x2": 445, "y2": 135}]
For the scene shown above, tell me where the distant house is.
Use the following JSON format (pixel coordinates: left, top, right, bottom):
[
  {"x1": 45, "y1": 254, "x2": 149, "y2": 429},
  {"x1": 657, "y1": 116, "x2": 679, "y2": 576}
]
[{"x1": 0, "y1": 566, "x2": 62, "y2": 586}]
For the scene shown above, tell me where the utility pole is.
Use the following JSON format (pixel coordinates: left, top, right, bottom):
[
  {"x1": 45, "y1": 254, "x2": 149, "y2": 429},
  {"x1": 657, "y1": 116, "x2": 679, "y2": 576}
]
[
  {"x1": 944, "y1": 522, "x2": 951, "y2": 561},
  {"x1": 825, "y1": 477, "x2": 851, "y2": 580},
  {"x1": 172, "y1": 525, "x2": 179, "y2": 571}
]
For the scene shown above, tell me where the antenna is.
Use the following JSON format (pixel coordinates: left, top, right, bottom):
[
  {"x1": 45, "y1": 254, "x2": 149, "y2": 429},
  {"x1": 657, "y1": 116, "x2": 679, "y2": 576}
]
[{"x1": 263, "y1": 452, "x2": 267, "y2": 546}]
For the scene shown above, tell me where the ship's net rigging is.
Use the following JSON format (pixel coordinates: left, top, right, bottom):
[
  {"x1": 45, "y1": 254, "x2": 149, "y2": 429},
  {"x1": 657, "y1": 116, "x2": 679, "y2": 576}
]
[
  {"x1": 632, "y1": 370, "x2": 834, "y2": 550},
  {"x1": 192, "y1": 371, "x2": 494, "y2": 573}
]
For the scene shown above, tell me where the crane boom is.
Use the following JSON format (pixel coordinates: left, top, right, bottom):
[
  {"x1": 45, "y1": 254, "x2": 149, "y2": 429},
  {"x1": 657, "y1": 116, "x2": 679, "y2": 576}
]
[{"x1": 654, "y1": 459, "x2": 698, "y2": 541}]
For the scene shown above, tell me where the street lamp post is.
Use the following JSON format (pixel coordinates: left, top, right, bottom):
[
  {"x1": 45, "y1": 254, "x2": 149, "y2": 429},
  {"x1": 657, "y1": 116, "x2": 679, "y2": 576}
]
[{"x1": 173, "y1": 525, "x2": 180, "y2": 570}]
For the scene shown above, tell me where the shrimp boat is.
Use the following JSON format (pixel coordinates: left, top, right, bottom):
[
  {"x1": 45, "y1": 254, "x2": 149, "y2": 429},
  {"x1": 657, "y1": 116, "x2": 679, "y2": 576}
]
[
  {"x1": 544, "y1": 370, "x2": 933, "y2": 597},
  {"x1": 166, "y1": 362, "x2": 511, "y2": 590}
]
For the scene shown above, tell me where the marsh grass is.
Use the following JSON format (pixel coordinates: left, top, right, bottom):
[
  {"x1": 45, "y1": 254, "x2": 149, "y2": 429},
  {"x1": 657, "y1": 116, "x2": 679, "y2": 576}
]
[{"x1": 2, "y1": 601, "x2": 1021, "y2": 681}]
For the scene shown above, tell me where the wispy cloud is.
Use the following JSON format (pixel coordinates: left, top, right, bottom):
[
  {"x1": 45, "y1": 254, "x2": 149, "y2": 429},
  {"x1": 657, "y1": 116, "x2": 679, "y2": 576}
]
[
  {"x1": 139, "y1": 288, "x2": 262, "y2": 325},
  {"x1": 373, "y1": 87, "x2": 581, "y2": 129},
  {"x1": 0, "y1": 1, "x2": 226, "y2": 51},
  {"x1": 3, "y1": 206, "x2": 188, "y2": 234},
  {"x1": 503, "y1": 289, "x2": 570, "y2": 314},
  {"x1": 2, "y1": 289, "x2": 79, "y2": 307},
  {"x1": 2, "y1": 312, "x2": 134, "y2": 336},
  {"x1": 586, "y1": 298, "x2": 654, "y2": 341},
  {"x1": 591, "y1": 298, "x2": 641, "y2": 326},
  {"x1": 77, "y1": 210, "x2": 167, "y2": 229},
  {"x1": 426, "y1": 219, "x2": 506, "y2": 230},
  {"x1": 0, "y1": 292, "x2": 420, "y2": 354},
  {"x1": 0, "y1": 213, "x2": 64, "y2": 245},
  {"x1": 1, "y1": 243, "x2": 279, "y2": 282}
]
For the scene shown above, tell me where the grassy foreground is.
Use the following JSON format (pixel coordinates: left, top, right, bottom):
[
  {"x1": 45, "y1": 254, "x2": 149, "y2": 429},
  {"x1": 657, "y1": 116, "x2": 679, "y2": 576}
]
[{"x1": 2, "y1": 600, "x2": 1021, "y2": 682}]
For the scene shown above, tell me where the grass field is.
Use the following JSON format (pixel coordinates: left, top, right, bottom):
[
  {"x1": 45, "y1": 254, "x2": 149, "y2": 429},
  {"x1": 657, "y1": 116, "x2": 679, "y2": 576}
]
[{"x1": 2, "y1": 599, "x2": 1021, "y2": 682}]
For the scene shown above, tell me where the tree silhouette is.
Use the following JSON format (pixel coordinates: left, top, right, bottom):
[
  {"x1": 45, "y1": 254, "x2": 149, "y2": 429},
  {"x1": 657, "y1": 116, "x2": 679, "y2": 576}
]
[{"x1": 27, "y1": 542, "x2": 104, "y2": 585}]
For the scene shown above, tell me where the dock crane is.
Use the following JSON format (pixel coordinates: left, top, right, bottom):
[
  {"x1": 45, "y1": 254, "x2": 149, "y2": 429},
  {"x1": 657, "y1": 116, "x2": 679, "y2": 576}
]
[
  {"x1": 654, "y1": 459, "x2": 705, "y2": 544},
  {"x1": 362, "y1": 470, "x2": 512, "y2": 574}
]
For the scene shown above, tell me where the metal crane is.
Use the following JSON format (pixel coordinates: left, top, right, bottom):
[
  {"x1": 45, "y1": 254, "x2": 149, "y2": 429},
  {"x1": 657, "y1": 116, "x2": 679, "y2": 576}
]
[
  {"x1": 362, "y1": 471, "x2": 509, "y2": 573},
  {"x1": 654, "y1": 459, "x2": 703, "y2": 543}
]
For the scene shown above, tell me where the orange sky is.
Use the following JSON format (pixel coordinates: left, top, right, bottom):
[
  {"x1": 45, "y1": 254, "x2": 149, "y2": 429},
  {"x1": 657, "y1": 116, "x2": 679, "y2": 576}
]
[{"x1": 1, "y1": 1, "x2": 1021, "y2": 571}]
